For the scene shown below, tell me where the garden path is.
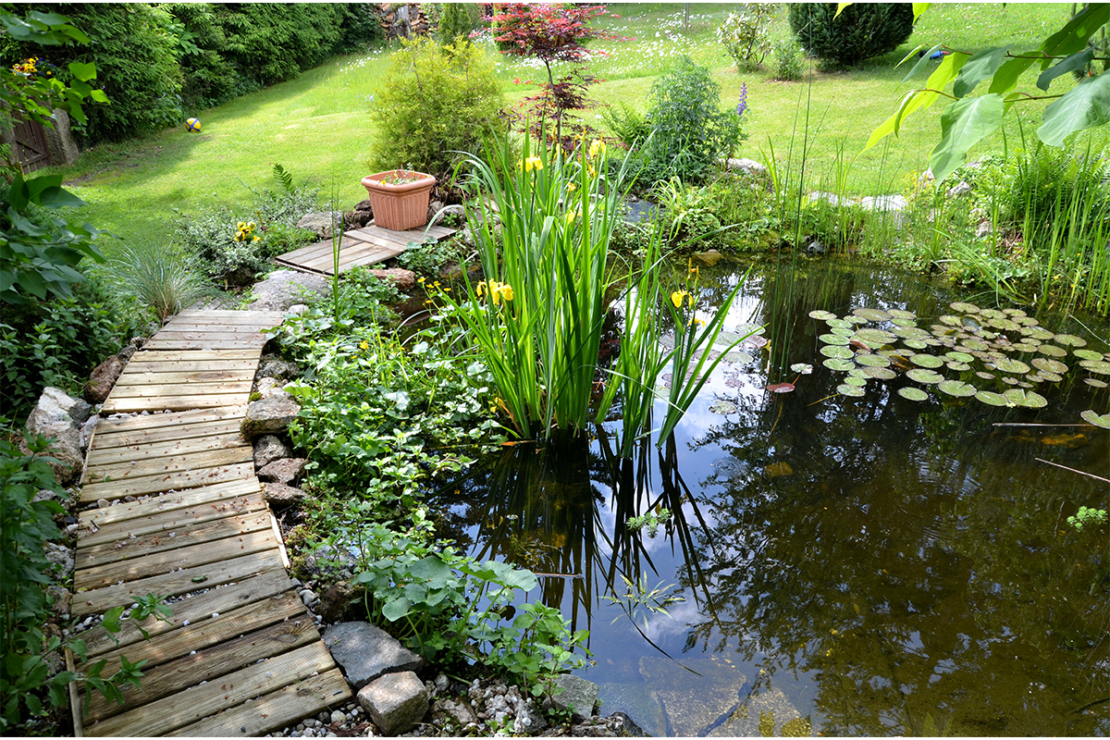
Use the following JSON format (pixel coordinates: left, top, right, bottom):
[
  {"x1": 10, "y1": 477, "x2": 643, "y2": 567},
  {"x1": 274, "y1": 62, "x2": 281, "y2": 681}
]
[
  {"x1": 275, "y1": 222, "x2": 456, "y2": 277},
  {"x1": 69, "y1": 310, "x2": 352, "y2": 736}
]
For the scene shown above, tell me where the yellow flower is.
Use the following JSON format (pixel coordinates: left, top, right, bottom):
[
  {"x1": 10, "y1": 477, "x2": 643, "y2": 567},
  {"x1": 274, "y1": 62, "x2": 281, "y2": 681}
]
[
  {"x1": 498, "y1": 284, "x2": 514, "y2": 302},
  {"x1": 253, "y1": 236, "x2": 261, "y2": 243},
  {"x1": 671, "y1": 290, "x2": 691, "y2": 309},
  {"x1": 238, "y1": 222, "x2": 246, "y2": 229},
  {"x1": 589, "y1": 138, "x2": 606, "y2": 159},
  {"x1": 518, "y1": 156, "x2": 543, "y2": 173},
  {"x1": 567, "y1": 183, "x2": 577, "y2": 193},
  {"x1": 565, "y1": 210, "x2": 578, "y2": 225}
]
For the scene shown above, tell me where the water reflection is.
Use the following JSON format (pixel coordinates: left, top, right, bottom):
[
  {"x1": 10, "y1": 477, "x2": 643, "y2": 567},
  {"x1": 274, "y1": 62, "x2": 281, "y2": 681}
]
[{"x1": 428, "y1": 259, "x2": 1109, "y2": 736}]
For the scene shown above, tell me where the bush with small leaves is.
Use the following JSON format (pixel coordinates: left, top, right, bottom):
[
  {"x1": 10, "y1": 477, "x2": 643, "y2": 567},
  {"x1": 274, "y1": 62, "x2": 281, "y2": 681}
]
[{"x1": 788, "y1": 3, "x2": 915, "y2": 71}]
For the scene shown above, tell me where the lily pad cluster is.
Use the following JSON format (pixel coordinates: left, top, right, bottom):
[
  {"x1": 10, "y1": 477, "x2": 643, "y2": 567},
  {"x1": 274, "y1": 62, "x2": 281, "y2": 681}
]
[{"x1": 808, "y1": 303, "x2": 1110, "y2": 420}]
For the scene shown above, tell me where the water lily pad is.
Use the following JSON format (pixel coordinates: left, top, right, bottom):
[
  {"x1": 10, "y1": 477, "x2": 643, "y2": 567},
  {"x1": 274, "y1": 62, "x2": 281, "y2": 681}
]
[
  {"x1": 1017, "y1": 316, "x2": 1039, "y2": 326},
  {"x1": 820, "y1": 344, "x2": 854, "y2": 359},
  {"x1": 1081, "y1": 410, "x2": 1110, "y2": 429},
  {"x1": 845, "y1": 315, "x2": 870, "y2": 325},
  {"x1": 1080, "y1": 360, "x2": 1110, "y2": 375},
  {"x1": 848, "y1": 368, "x2": 870, "y2": 379},
  {"x1": 1003, "y1": 389, "x2": 1047, "y2": 408},
  {"x1": 893, "y1": 326, "x2": 931, "y2": 340},
  {"x1": 907, "y1": 368, "x2": 944, "y2": 384},
  {"x1": 723, "y1": 351, "x2": 755, "y2": 364},
  {"x1": 910, "y1": 354, "x2": 944, "y2": 369},
  {"x1": 891, "y1": 318, "x2": 917, "y2": 328},
  {"x1": 790, "y1": 363, "x2": 814, "y2": 375},
  {"x1": 939, "y1": 315, "x2": 963, "y2": 326},
  {"x1": 1054, "y1": 333, "x2": 1086, "y2": 347},
  {"x1": 809, "y1": 310, "x2": 837, "y2": 320},
  {"x1": 988, "y1": 318, "x2": 1021, "y2": 332},
  {"x1": 709, "y1": 400, "x2": 738, "y2": 415},
  {"x1": 1039, "y1": 371, "x2": 1064, "y2": 383},
  {"x1": 823, "y1": 358, "x2": 855, "y2": 372},
  {"x1": 950, "y1": 301, "x2": 980, "y2": 314},
  {"x1": 1032, "y1": 357, "x2": 1068, "y2": 374},
  {"x1": 993, "y1": 358, "x2": 1030, "y2": 374},
  {"x1": 820, "y1": 333, "x2": 851, "y2": 345},
  {"x1": 898, "y1": 387, "x2": 929, "y2": 401},
  {"x1": 888, "y1": 308, "x2": 917, "y2": 320},
  {"x1": 1001, "y1": 377, "x2": 1019, "y2": 385},
  {"x1": 945, "y1": 351, "x2": 975, "y2": 363},
  {"x1": 837, "y1": 383, "x2": 866, "y2": 397},
  {"x1": 855, "y1": 328, "x2": 897, "y2": 344},
  {"x1": 975, "y1": 371, "x2": 996, "y2": 381},
  {"x1": 975, "y1": 390, "x2": 1009, "y2": 406},
  {"x1": 826, "y1": 318, "x2": 853, "y2": 329},
  {"x1": 855, "y1": 354, "x2": 891, "y2": 368},
  {"x1": 766, "y1": 383, "x2": 795, "y2": 394},
  {"x1": 1002, "y1": 308, "x2": 1026, "y2": 317},
  {"x1": 979, "y1": 308, "x2": 1006, "y2": 319},
  {"x1": 853, "y1": 307, "x2": 891, "y2": 322},
  {"x1": 1010, "y1": 343, "x2": 1038, "y2": 354},
  {"x1": 864, "y1": 366, "x2": 897, "y2": 380},
  {"x1": 844, "y1": 376, "x2": 867, "y2": 387},
  {"x1": 1023, "y1": 326, "x2": 1055, "y2": 340},
  {"x1": 1024, "y1": 373, "x2": 1044, "y2": 384},
  {"x1": 1073, "y1": 349, "x2": 1103, "y2": 361},
  {"x1": 946, "y1": 361, "x2": 972, "y2": 372},
  {"x1": 961, "y1": 339, "x2": 989, "y2": 352},
  {"x1": 1084, "y1": 378, "x2": 1108, "y2": 389},
  {"x1": 904, "y1": 339, "x2": 929, "y2": 350},
  {"x1": 939, "y1": 380, "x2": 977, "y2": 397},
  {"x1": 831, "y1": 325, "x2": 856, "y2": 338},
  {"x1": 853, "y1": 337, "x2": 886, "y2": 350}
]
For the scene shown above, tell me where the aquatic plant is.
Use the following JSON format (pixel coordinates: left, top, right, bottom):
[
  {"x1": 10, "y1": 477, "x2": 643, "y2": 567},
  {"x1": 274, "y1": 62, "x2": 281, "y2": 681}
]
[
  {"x1": 1067, "y1": 506, "x2": 1107, "y2": 532},
  {"x1": 626, "y1": 507, "x2": 672, "y2": 538}
]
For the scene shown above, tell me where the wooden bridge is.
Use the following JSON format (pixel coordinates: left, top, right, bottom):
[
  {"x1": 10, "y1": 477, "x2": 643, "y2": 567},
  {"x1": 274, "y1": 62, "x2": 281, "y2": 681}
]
[{"x1": 70, "y1": 310, "x2": 352, "y2": 736}]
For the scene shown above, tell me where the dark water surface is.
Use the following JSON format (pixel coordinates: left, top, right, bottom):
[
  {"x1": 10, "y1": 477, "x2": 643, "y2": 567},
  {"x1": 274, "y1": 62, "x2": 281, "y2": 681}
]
[{"x1": 429, "y1": 259, "x2": 1110, "y2": 736}]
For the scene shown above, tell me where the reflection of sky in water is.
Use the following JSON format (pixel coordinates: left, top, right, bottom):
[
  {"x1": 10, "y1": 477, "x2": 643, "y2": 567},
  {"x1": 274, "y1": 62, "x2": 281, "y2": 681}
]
[{"x1": 433, "y1": 259, "x2": 1110, "y2": 737}]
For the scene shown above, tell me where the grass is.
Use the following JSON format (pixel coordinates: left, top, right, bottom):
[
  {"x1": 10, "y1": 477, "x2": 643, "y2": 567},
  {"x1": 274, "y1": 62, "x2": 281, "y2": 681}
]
[{"x1": 53, "y1": 3, "x2": 1082, "y2": 259}]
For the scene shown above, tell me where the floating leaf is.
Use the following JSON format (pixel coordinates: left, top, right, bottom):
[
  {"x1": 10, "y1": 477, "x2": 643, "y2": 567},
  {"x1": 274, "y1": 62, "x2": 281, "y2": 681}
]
[
  {"x1": 1032, "y1": 357, "x2": 1068, "y2": 374},
  {"x1": 893, "y1": 326, "x2": 931, "y2": 340},
  {"x1": 845, "y1": 315, "x2": 870, "y2": 325},
  {"x1": 856, "y1": 354, "x2": 891, "y2": 368},
  {"x1": 723, "y1": 351, "x2": 755, "y2": 365},
  {"x1": 820, "y1": 333, "x2": 852, "y2": 345},
  {"x1": 864, "y1": 367, "x2": 897, "y2": 380},
  {"x1": 946, "y1": 361, "x2": 972, "y2": 372},
  {"x1": 853, "y1": 307, "x2": 892, "y2": 322},
  {"x1": 1054, "y1": 333, "x2": 1086, "y2": 347},
  {"x1": 1024, "y1": 326, "x2": 1055, "y2": 340},
  {"x1": 939, "y1": 315, "x2": 963, "y2": 327},
  {"x1": 1010, "y1": 343, "x2": 1038, "y2": 354},
  {"x1": 1080, "y1": 360, "x2": 1110, "y2": 375},
  {"x1": 848, "y1": 368, "x2": 871, "y2": 379},
  {"x1": 844, "y1": 376, "x2": 867, "y2": 387},
  {"x1": 904, "y1": 339, "x2": 929, "y2": 350},
  {"x1": 1024, "y1": 373, "x2": 1045, "y2": 384},
  {"x1": 855, "y1": 328, "x2": 897, "y2": 344},
  {"x1": 709, "y1": 400, "x2": 738, "y2": 415},
  {"x1": 1003, "y1": 389, "x2": 1047, "y2": 408},
  {"x1": 1039, "y1": 370, "x2": 1064, "y2": 383},
  {"x1": 1017, "y1": 381, "x2": 1033, "y2": 389},
  {"x1": 1002, "y1": 307, "x2": 1026, "y2": 317},
  {"x1": 979, "y1": 308, "x2": 1006, "y2": 319},
  {"x1": 993, "y1": 358, "x2": 1030, "y2": 374},
  {"x1": 907, "y1": 368, "x2": 944, "y2": 384},
  {"x1": 826, "y1": 318, "x2": 853, "y2": 329},
  {"x1": 837, "y1": 383, "x2": 866, "y2": 397},
  {"x1": 888, "y1": 309, "x2": 917, "y2": 320},
  {"x1": 766, "y1": 383, "x2": 795, "y2": 394},
  {"x1": 1081, "y1": 409, "x2": 1110, "y2": 429},
  {"x1": 891, "y1": 318, "x2": 917, "y2": 328},
  {"x1": 1073, "y1": 348, "x2": 1102, "y2": 361},
  {"x1": 946, "y1": 350, "x2": 975, "y2": 363},
  {"x1": 975, "y1": 390, "x2": 1009, "y2": 406},
  {"x1": 950, "y1": 301, "x2": 980, "y2": 314},
  {"x1": 975, "y1": 371, "x2": 996, "y2": 380},
  {"x1": 1084, "y1": 378, "x2": 1108, "y2": 389},
  {"x1": 910, "y1": 354, "x2": 944, "y2": 369},
  {"x1": 790, "y1": 363, "x2": 814, "y2": 375},
  {"x1": 898, "y1": 387, "x2": 929, "y2": 401},
  {"x1": 821, "y1": 345, "x2": 855, "y2": 359},
  {"x1": 939, "y1": 380, "x2": 977, "y2": 397},
  {"x1": 988, "y1": 317, "x2": 1021, "y2": 331},
  {"x1": 961, "y1": 339, "x2": 989, "y2": 351},
  {"x1": 809, "y1": 310, "x2": 837, "y2": 320},
  {"x1": 1001, "y1": 376, "x2": 1019, "y2": 385},
  {"x1": 831, "y1": 326, "x2": 856, "y2": 338},
  {"x1": 823, "y1": 358, "x2": 855, "y2": 372}
]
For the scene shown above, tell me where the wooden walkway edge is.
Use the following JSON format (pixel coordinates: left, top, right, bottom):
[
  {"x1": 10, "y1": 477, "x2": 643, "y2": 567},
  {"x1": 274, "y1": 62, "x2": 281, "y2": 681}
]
[
  {"x1": 71, "y1": 310, "x2": 352, "y2": 736},
  {"x1": 274, "y1": 221, "x2": 456, "y2": 277}
]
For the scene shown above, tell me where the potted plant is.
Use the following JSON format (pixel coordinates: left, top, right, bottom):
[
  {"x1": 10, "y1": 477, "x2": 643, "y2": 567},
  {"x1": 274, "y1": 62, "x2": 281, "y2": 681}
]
[{"x1": 360, "y1": 169, "x2": 437, "y2": 231}]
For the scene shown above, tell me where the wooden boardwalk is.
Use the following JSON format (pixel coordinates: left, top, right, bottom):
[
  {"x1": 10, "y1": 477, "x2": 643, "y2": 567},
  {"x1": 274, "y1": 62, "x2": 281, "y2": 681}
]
[
  {"x1": 274, "y1": 222, "x2": 456, "y2": 277},
  {"x1": 71, "y1": 310, "x2": 352, "y2": 736}
]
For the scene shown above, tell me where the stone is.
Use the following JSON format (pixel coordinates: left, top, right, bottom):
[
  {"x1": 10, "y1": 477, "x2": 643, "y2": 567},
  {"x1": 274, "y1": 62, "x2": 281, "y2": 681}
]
[
  {"x1": 514, "y1": 699, "x2": 547, "y2": 734},
  {"x1": 724, "y1": 157, "x2": 768, "y2": 177},
  {"x1": 976, "y1": 220, "x2": 993, "y2": 240},
  {"x1": 257, "y1": 356, "x2": 301, "y2": 381},
  {"x1": 595, "y1": 682, "x2": 666, "y2": 737},
  {"x1": 709, "y1": 688, "x2": 803, "y2": 737},
  {"x1": 243, "y1": 393, "x2": 301, "y2": 435},
  {"x1": 354, "y1": 199, "x2": 374, "y2": 213},
  {"x1": 25, "y1": 387, "x2": 87, "y2": 484},
  {"x1": 691, "y1": 249, "x2": 724, "y2": 267},
  {"x1": 805, "y1": 238, "x2": 826, "y2": 255},
  {"x1": 347, "y1": 210, "x2": 373, "y2": 229},
  {"x1": 330, "y1": 710, "x2": 346, "y2": 726},
  {"x1": 255, "y1": 377, "x2": 286, "y2": 398},
  {"x1": 85, "y1": 355, "x2": 125, "y2": 404},
  {"x1": 316, "y1": 581, "x2": 355, "y2": 623},
  {"x1": 297, "y1": 211, "x2": 345, "y2": 239},
  {"x1": 432, "y1": 698, "x2": 478, "y2": 728},
  {"x1": 287, "y1": 303, "x2": 309, "y2": 317},
  {"x1": 551, "y1": 675, "x2": 599, "y2": 722},
  {"x1": 433, "y1": 674, "x2": 449, "y2": 693},
  {"x1": 42, "y1": 108, "x2": 80, "y2": 166},
  {"x1": 639, "y1": 655, "x2": 747, "y2": 737},
  {"x1": 571, "y1": 713, "x2": 646, "y2": 737},
  {"x1": 248, "y1": 270, "x2": 332, "y2": 311},
  {"x1": 860, "y1": 194, "x2": 908, "y2": 212},
  {"x1": 947, "y1": 180, "x2": 973, "y2": 197},
  {"x1": 358, "y1": 671, "x2": 429, "y2": 735},
  {"x1": 366, "y1": 268, "x2": 417, "y2": 291},
  {"x1": 45, "y1": 542, "x2": 74, "y2": 577},
  {"x1": 47, "y1": 586, "x2": 71, "y2": 617},
  {"x1": 253, "y1": 435, "x2": 290, "y2": 469},
  {"x1": 323, "y1": 622, "x2": 425, "y2": 689},
  {"x1": 429, "y1": 204, "x2": 466, "y2": 227},
  {"x1": 808, "y1": 191, "x2": 846, "y2": 207},
  {"x1": 116, "y1": 344, "x2": 137, "y2": 363},
  {"x1": 258, "y1": 457, "x2": 306, "y2": 485},
  {"x1": 262, "y1": 481, "x2": 306, "y2": 506}
]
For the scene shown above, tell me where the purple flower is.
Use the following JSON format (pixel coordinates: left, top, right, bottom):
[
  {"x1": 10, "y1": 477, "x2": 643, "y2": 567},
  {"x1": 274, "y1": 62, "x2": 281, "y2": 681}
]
[{"x1": 736, "y1": 83, "x2": 748, "y2": 118}]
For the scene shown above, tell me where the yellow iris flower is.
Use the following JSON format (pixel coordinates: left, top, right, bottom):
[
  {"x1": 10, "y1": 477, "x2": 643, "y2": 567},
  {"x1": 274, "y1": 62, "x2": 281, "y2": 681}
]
[
  {"x1": 589, "y1": 138, "x2": 606, "y2": 159},
  {"x1": 477, "y1": 280, "x2": 514, "y2": 305},
  {"x1": 518, "y1": 156, "x2": 543, "y2": 173},
  {"x1": 671, "y1": 290, "x2": 692, "y2": 309}
]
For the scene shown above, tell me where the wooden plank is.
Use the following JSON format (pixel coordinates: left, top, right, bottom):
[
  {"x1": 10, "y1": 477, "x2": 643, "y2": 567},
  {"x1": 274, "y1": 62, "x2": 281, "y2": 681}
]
[
  {"x1": 273, "y1": 258, "x2": 328, "y2": 277},
  {"x1": 127, "y1": 350, "x2": 261, "y2": 362},
  {"x1": 72, "y1": 549, "x2": 282, "y2": 616},
  {"x1": 344, "y1": 227, "x2": 416, "y2": 249},
  {"x1": 76, "y1": 528, "x2": 279, "y2": 592},
  {"x1": 108, "y1": 381, "x2": 254, "y2": 398},
  {"x1": 276, "y1": 237, "x2": 358, "y2": 263},
  {"x1": 86, "y1": 615, "x2": 320, "y2": 723},
  {"x1": 84, "y1": 642, "x2": 336, "y2": 737},
  {"x1": 81, "y1": 569, "x2": 292, "y2": 658},
  {"x1": 92, "y1": 419, "x2": 246, "y2": 450},
  {"x1": 78, "y1": 493, "x2": 266, "y2": 548},
  {"x1": 158, "y1": 321, "x2": 281, "y2": 332},
  {"x1": 302, "y1": 243, "x2": 403, "y2": 271},
  {"x1": 78, "y1": 478, "x2": 261, "y2": 528},
  {"x1": 78, "y1": 461, "x2": 255, "y2": 502},
  {"x1": 139, "y1": 340, "x2": 267, "y2": 353},
  {"x1": 66, "y1": 647, "x2": 84, "y2": 738},
  {"x1": 78, "y1": 510, "x2": 273, "y2": 568},
  {"x1": 84, "y1": 446, "x2": 253, "y2": 484},
  {"x1": 340, "y1": 246, "x2": 411, "y2": 272},
  {"x1": 115, "y1": 369, "x2": 256, "y2": 386},
  {"x1": 94, "y1": 406, "x2": 247, "y2": 433},
  {"x1": 102, "y1": 394, "x2": 253, "y2": 414},
  {"x1": 150, "y1": 330, "x2": 270, "y2": 342},
  {"x1": 167, "y1": 669, "x2": 351, "y2": 738},
  {"x1": 117, "y1": 360, "x2": 258, "y2": 376},
  {"x1": 86, "y1": 433, "x2": 245, "y2": 467},
  {"x1": 172, "y1": 309, "x2": 285, "y2": 320}
]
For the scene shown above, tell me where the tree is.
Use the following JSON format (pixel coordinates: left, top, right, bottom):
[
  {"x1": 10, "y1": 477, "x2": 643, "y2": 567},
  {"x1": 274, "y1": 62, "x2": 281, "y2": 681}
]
[
  {"x1": 491, "y1": 3, "x2": 620, "y2": 147},
  {"x1": 862, "y1": 2, "x2": 1110, "y2": 182}
]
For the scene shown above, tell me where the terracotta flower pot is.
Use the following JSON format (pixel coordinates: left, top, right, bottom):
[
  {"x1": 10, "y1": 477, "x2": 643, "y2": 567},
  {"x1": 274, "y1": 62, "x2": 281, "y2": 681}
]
[{"x1": 360, "y1": 170, "x2": 437, "y2": 231}]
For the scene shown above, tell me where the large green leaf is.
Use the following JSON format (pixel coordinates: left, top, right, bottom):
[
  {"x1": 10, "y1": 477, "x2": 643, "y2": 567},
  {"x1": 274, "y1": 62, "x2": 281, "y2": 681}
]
[
  {"x1": 930, "y1": 93, "x2": 1005, "y2": 183},
  {"x1": 1038, "y1": 3, "x2": 1110, "y2": 70},
  {"x1": 67, "y1": 61, "x2": 96, "y2": 83},
  {"x1": 1038, "y1": 73, "x2": 1110, "y2": 146},
  {"x1": 865, "y1": 52, "x2": 969, "y2": 150},
  {"x1": 381, "y1": 596, "x2": 412, "y2": 622},
  {"x1": 901, "y1": 44, "x2": 943, "y2": 82},
  {"x1": 1037, "y1": 48, "x2": 1096, "y2": 91},
  {"x1": 953, "y1": 45, "x2": 1012, "y2": 98},
  {"x1": 912, "y1": 3, "x2": 931, "y2": 22}
]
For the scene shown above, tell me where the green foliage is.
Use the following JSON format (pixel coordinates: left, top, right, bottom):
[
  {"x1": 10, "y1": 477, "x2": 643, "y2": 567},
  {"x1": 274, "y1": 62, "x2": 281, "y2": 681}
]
[
  {"x1": 103, "y1": 242, "x2": 212, "y2": 323},
  {"x1": 1067, "y1": 506, "x2": 1107, "y2": 531},
  {"x1": 600, "y1": 101, "x2": 651, "y2": 150},
  {"x1": 603, "y1": 574, "x2": 685, "y2": 634},
  {"x1": 789, "y1": 3, "x2": 915, "y2": 71},
  {"x1": 436, "y1": 3, "x2": 482, "y2": 45},
  {"x1": 626, "y1": 508, "x2": 672, "y2": 538},
  {"x1": 715, "y1": 4, "x2": 779, "y2": 72},
  {"x1": 368, "y1": 37, "x2": 506, "y2": 186},
  {"x1": 772, "y1": 37, "x2": 805, "y2": 82},
  {"x1": 348, "y1": 522, "x2": 590, "y2": 692},
  {"x1": 336, "y1": 4, "x2": 383, "y2": 53},
  {"x1": 162, "y1": 2, "x2": 245, "y2": 110},
  {"x1": 1, "y1": 173, "x2": 106, "y2": 305},
  {"x1": 395, "y1": 237, "x2": 467, "y2": 279},
  {"x1": 639, "y1": 56, "x2": 746, "y2": 186}
]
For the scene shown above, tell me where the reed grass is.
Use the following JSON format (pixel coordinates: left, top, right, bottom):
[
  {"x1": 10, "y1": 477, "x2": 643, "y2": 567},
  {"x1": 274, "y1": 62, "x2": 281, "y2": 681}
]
[{"x1": 103, "y1": 242, "x2": 212, "y2": 322}]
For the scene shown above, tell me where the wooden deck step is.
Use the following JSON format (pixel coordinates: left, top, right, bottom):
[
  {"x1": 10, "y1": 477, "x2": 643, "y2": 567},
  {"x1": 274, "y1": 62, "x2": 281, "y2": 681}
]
[
  {"x1": 78, "y1": 478, "x2": 262, "y2": 529},
  {"x1": 274, "y1": 221, "x2": 456, "y2": 277}
]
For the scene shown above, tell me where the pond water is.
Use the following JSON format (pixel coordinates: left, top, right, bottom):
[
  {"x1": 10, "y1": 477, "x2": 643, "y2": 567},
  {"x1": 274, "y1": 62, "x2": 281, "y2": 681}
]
[{"x1": 427, "y1": 258, "x2": 1110, "y2": 736}]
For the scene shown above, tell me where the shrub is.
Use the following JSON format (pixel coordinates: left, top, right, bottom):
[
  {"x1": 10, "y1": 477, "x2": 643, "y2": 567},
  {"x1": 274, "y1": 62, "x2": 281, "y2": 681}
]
[
  {"x1": 788, "y1": 3, "x2": 915, "y2": 70},
  {"x1": 601, "y1": 101, "x2": 651, "y2": 150},
  {"x1": 772, "y1": 37, "x2": 805, "y2": 81},
  {"x1": 105, "y1": 242, "x2": 213, "y2": 323},
  {"x1": 337, "y1": 3, "x2": 383, "y2": 53},
  {"x1": 436, "y1": 3, "x2": 482, "y2": 44},
  {"x1": 640, "y1": 56, "x2": 746, "y2": 186},
  {"x1": 715, "y1": 4, "x2": 779, "y2": 72},
  {"x1": 164, "y1": 3, "x2": 248, "y2": 110},
  {"x1": 368, "y1": 37, "x2": 506, "y2": 187}
]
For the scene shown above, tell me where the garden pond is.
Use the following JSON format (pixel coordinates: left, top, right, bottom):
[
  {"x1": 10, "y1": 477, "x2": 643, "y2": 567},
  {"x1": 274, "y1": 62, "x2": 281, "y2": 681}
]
[{"x1": 425, "y1": 258, "x2": 1109, "y2": 737}]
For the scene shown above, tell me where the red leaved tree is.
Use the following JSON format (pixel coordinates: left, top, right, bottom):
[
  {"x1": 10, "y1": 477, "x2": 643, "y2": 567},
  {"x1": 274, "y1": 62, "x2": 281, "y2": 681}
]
[{"x1": 491, "y1": 3, "x2": 622, "y2": 148}]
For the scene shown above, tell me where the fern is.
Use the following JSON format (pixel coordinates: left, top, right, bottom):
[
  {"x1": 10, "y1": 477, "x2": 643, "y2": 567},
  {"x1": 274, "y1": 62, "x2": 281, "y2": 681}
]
[{"x1": 272, "y1": 163, "x2": 295, "y2": 194}]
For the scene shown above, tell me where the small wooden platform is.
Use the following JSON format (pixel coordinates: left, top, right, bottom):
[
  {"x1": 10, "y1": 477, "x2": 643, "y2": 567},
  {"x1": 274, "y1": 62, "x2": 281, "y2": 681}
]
[
  {"x1": 72, "y1": 311, "x2": 352, "y2": 736},
  {"x1": 274, "y1": 221, "x2": 457, "y2": 277}
]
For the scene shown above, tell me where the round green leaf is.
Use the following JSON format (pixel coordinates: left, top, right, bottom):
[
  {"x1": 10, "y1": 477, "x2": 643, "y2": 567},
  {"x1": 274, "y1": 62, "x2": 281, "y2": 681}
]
[
  {"x1": 1081, "y1": 409, "x2": 1110, "y2": 429},
  {"x1": 898, "y1": 387, "x2": 929, "y2": 401},
  {"x1": 907, "y1": 368, "x2": 944, "y2": 384},
  {"x1": 939, "y1": 380, "x2": 977, "y2": 397},
  {"x1": 837, "y1": 383, "x2": 866, "y2": 397}
]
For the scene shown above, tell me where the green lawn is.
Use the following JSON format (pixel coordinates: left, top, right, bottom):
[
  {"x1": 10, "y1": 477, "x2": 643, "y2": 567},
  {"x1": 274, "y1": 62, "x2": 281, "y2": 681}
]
[{"x1": 56, "y1": 3, "x2": 1083, "y2": 257}]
